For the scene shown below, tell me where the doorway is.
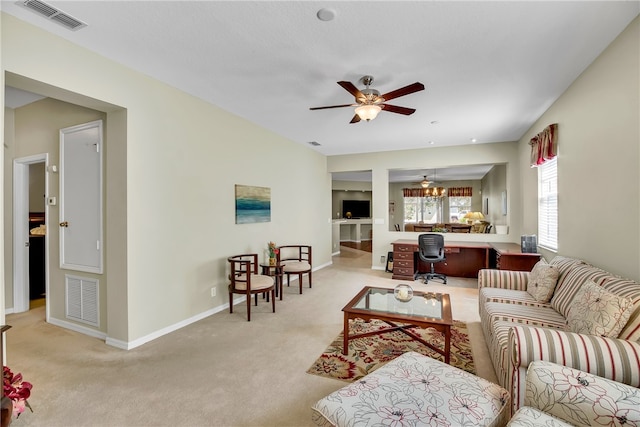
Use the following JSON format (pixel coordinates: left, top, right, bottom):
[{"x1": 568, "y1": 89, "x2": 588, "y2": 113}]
[{"x1": 13, "y1": 154, "x2": 49, "y2": 317}]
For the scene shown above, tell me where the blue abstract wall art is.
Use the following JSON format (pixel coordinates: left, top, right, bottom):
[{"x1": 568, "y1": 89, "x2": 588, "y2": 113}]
[{"x1": 235, "y1": 184, "x2": 271, "y2": 224}]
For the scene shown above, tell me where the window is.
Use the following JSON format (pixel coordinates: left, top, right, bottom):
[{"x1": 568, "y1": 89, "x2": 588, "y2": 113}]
[
  {"x1": 449, "y1": 197, "x2": 471, "y2": 222},
  {"x1": 538, "y1": 157, "x2": 557, "y2": 250},
  {"x1": 404, "y1": 197, "x2": 442, "y2": 223}
]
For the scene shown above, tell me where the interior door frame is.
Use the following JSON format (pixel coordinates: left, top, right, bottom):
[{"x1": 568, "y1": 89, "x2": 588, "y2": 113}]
[{"x1": 13, "y1": 153, "x2": 49, "y2": 316}]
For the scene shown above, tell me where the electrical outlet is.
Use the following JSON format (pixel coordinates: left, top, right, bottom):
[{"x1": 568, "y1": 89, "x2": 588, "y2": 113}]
[
  {"x1": 380, "y1": 255, "x2": 385, "y2": 263},
  {"x1": 211, "y1": 287, "x2": 216, "y2": 297}
]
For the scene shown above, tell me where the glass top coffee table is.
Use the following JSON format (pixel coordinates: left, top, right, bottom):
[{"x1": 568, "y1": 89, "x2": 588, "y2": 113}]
[{"x1": 341, "y1": 286, "x2": 453, "y2": 363}]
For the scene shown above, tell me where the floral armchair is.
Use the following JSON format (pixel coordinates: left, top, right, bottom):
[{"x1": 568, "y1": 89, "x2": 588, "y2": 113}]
[{"x1": 507, "y1": 361, "x2": 640, "y2": 426}]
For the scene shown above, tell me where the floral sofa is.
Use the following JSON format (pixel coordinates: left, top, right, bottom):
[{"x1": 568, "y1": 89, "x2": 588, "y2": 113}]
[
  {"x1": 507, "y1": 361, "x2": 640, "y2": 426},
  {"x1": 312, "y1": 351, "x2": 510, "y2": 427},
  {"x1": 478, "y1": 256, "x2": 640, "y2": 415}
]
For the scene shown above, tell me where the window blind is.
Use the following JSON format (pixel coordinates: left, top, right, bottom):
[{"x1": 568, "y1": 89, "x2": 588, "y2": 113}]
[{"x1": 538, "y1": 157, "x2": 558, "y2": 250}]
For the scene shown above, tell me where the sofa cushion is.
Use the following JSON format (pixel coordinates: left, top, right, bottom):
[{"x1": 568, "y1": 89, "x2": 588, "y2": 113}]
[
  {"x1": 550, "y1": 263, "x2": 612, "y2": 318},
  {"x1": 526, "y1": 260, "x2": 559, "y2": 303},
  {"x1": 566, "y1": 280, "x2": 633, "y2": 338},
  {"x1": 481, "y1": 302, "x2": 567, "y2": 335},
  {"x1": 548, "y1": 256, "x2": 587, "y2": 279},
  {"x1": 597, "y1": 276, "x2": 640, "y2": 343},
  {"x1": 480, "y1": 288, "x2": 551, "y2": 307}
]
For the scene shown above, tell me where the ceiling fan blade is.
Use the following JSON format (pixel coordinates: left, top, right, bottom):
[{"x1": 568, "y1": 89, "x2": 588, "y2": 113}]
[
  {"x1": 350, "y1": 114, "x2": 361, "y2": 124},
  {"x1": 338, "y1": 81, "x2": 364, "y2": 99},
  {"x1": 309, "y1": 104, "x2": 355, "y2": 110},
  {"x1": 381, "y1": 104, "x2": 416, "y2": 115},
  {"x1": 380, "y1": 82, "x2": 425, "y2": 102}
]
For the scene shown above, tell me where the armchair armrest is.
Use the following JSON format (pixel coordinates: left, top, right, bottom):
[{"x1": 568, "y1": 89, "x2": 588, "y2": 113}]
[
  {"x1": 508, "y1": 325, "x2": 640, "y2": 411},
  {"x1": 523, "y1": 361, "x2": 640, "y2": 426},
  {"x1": 478, "y1": 268, "x2": 530, "y2": 291}
]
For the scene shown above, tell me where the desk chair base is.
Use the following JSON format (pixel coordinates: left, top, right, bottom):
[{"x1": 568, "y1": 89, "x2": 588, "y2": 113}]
[{"x1": 415, "y1": 263, "x2": 447, "y2": 284}]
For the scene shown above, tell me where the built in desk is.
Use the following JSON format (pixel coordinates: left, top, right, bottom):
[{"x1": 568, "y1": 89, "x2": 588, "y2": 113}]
[
  {"x1": 490, "y1": 242, "x2": 541, "y2": 271},
  {"x1": 391, "y1": 239, "x2": 541, "y2": 281}
]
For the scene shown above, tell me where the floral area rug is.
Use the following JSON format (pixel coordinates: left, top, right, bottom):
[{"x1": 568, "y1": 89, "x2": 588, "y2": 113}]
[{"x1": 307, "y1": 319, "x2": 474, "y2": 382}]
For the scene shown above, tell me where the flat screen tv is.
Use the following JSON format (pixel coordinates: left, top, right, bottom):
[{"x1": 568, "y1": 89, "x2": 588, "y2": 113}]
[{"x1": 342, "y1": 200, "x2": 370, "y2": 218}]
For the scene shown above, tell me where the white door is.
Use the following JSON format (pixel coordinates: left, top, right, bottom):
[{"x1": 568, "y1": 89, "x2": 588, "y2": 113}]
[
  {"x1": 59, "y1": 120, "x2": 103, "y2": 273},
  {"x1": 12, "y1": 155, "x2": 48, "y2": 313}
]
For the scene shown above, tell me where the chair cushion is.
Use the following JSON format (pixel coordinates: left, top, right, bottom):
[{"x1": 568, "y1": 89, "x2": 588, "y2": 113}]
[
  {"x1": 566, "y1": 280, "x2": 633, "y2": 338},
  {"x1": 234, "y1": 274, "x2": 273, "y2": 291},
  {"x1": 526, "y1": 260, "x2": 559, "y2": 303},
  {"x1": 282, "y1": 261, "x2": 311, "y2": 273}
]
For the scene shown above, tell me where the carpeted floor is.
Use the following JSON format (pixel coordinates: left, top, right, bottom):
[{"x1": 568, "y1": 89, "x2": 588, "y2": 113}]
[
  {"x1": 4, "y1": 246, "x2": 496, "y2": 426},
  {"x1": 307, "y1": 319, "x2": 474, "y2": 382}
]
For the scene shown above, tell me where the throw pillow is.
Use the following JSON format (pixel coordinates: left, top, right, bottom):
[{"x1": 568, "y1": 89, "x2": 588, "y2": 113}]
[
  {"x1": 566, "y1": 280, "x2": 633, "y2": 338},
  {"x1": 526, "y1": 260, "x2": 559, "y2": 303}
]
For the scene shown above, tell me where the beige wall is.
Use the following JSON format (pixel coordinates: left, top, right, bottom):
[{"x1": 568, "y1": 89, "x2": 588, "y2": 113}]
[
  {"x1": 481, "y1": 164, "x2": 507, "y2": 227},
  {"x1": 28, "y1": 163, "x2": 45, "y2": 211},
  {"x1": 3, "y1": 107, "x2": 15, "y2": 324},
  {"x1": 1, "y1": 13, "x2": 330, "y2": 346},
  {"x1": 7, "y1": 99, "x2": 107, "y2": 329},
  {"x1": 517, "y1": 16, "x2": 639, "y2": 281}
]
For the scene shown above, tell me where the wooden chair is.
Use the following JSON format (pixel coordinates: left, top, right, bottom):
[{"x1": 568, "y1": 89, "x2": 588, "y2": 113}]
[
  {"x1": 277, "y1": 245, "x2": 312, "y2": 294},
  {"x1": 413, "y1": 224, "x2": 434, "y2": 232},
  {"x1": 228, "y1": 254, "x2": 275, "y2": 321},
  {"x1": 450, "y1": 224, "x2": 472, "y2": 233}
]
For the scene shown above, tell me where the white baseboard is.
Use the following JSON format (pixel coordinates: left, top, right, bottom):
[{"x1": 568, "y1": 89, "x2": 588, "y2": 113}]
[
  {"x1": 48, "y1": 316, "x2": 108, "y2": 341},
  {"x1": 34, "y1": 263, "x2": 334, "y2": 350}
]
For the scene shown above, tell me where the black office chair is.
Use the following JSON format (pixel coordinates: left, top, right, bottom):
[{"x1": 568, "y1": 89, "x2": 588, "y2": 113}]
[{"x1": 415, "y1": 233, "x2": 447, "y2": 284}]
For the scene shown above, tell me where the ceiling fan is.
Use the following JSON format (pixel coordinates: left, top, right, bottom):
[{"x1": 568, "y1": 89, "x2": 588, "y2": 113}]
[{"x1": 310, "y1": 75, "x2": 425, "y2": 124}]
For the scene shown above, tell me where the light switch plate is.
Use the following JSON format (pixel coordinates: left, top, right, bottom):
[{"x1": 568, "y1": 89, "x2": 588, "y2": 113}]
[{"x1": 47, "y1": 197, "x2": 57, "y2": 206}]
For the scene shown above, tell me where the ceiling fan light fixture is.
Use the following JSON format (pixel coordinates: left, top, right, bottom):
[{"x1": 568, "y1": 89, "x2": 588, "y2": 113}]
[
  {"x1": 355, "y1": 104, "x2": 381, "y2": 121},
  {"x1": 420, "y1": 176, "x2": 431, "y2": 188}
]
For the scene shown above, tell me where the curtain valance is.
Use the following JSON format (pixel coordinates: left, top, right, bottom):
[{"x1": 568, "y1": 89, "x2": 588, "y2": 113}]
[
  {"x1": 447, "y1": 187, "x2": 473, "y2": 197},
  {"x1": 403, "y1": 188, "x2": 428, "y2": 198},
  {"x1": 529, "y1": 123, "x2": 557, "y2": 167}
]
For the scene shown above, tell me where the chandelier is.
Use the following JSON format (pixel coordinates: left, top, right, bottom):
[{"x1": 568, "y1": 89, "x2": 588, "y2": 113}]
[
  {"x1": 423, "y1": 169, "x2": 446, "y2": 198},
  {"x1": 424, "y1": 186, "x2": 446, "y2": 198}
]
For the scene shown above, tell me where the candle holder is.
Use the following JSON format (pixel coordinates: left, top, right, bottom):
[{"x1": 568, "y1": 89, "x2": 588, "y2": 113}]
[{"x1": 394, "y1": 284, "x2": 413, "y2": 302}]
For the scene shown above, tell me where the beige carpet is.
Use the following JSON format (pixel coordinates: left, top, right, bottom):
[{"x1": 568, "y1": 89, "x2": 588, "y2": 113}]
[{"x1": 4, "y1": 246, "x2": 497, "y2": 426}]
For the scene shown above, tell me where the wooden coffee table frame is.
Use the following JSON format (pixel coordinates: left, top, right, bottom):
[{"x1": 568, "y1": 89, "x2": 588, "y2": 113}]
[{"x1": 342, "y1": 286, "x2": 453, "y2": 364}]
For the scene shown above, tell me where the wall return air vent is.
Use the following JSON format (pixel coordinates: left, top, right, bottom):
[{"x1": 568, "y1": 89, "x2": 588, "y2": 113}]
[{"x1": 20, "y1": 0, "x2": 87, "y2": 31}]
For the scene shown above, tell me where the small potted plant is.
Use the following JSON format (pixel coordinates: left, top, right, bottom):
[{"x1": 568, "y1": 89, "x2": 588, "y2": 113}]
[
  {"x1": 3, "y1": 366, "x2": 33, "y2": 424},
  {"x1": 267, "y1": 242, "x2": 279, "y2": 266}
]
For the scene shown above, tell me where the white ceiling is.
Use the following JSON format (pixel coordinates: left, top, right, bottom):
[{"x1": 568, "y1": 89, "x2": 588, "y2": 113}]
[{"x1": 1, "y1": 1, "x2": 638, "y2": 157}]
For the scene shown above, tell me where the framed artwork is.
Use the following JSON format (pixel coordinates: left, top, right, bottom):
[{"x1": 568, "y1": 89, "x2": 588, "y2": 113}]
[{"x1": 235, "y1": 184, "x2": 271, "y2": 224}]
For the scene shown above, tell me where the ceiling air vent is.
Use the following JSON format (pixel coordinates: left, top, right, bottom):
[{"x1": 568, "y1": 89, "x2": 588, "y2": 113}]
[
  {"x1": 308, "y1": 141, "x2": 321, "y2": 146},
  {"x1": 20, "y1": 0, "x2": 87, "y2": 31}
]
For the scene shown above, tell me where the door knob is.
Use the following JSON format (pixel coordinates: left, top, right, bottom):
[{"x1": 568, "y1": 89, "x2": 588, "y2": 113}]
[{"x1": 59, "y1": 221, "x2": 69, "y2": 227}]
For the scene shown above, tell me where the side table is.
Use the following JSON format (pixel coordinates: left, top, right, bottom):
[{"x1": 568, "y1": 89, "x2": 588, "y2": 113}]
[{"x1": 260, "y1": 263, "x2": 284, "y2": 300}]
